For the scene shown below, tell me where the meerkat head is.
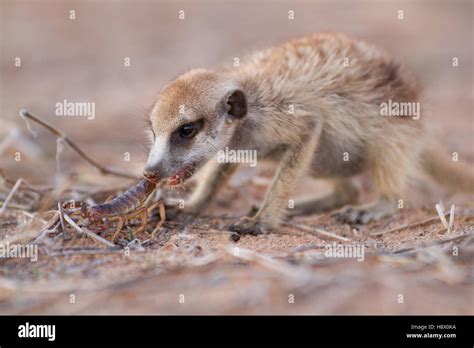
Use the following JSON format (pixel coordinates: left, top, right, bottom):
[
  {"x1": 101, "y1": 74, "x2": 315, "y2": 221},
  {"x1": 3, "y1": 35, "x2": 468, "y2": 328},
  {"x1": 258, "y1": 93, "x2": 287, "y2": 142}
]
[{"x1": 143, "y1": 68, "x2": 247, "y2": 185}]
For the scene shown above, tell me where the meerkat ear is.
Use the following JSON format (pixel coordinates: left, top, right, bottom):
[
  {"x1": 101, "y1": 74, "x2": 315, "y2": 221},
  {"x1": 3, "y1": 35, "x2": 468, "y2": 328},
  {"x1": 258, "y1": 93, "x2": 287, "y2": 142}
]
[{"x1": 225, "y1": 90, "x2": 247, "y2": 119}]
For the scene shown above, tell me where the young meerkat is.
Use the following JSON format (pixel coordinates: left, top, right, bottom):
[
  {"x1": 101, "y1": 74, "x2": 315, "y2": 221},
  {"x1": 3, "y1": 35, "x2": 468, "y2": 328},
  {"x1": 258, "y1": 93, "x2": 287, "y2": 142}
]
[{"x1": 144, "y1": 32, "x2": 474, "y2": 235}]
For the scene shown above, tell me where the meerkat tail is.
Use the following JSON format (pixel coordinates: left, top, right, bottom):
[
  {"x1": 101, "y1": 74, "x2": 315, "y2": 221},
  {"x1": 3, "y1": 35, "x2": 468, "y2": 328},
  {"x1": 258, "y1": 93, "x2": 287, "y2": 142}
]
[{"x1": 421, "y1": 144, "x2": 474, "y2": 193}]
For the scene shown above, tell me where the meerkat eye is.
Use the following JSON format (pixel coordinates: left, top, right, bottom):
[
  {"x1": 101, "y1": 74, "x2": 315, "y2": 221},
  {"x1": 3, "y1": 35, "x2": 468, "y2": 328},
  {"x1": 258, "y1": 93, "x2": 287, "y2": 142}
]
[{"x1": 178, "y1": 119, "x2": 204, "y2": 139}]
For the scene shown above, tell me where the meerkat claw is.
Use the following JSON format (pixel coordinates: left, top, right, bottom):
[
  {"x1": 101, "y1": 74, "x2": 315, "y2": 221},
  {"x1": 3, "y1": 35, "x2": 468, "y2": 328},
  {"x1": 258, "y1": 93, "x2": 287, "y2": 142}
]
[
  {"x1": 332, "y1": 200, "x2": 396, "y2": 225},
  {"x1": 229, "y1": 217, "x2": 269, "y2": 236},
  {"x1": 332, "y1": 206, "x2": 368, "y2": 224}
]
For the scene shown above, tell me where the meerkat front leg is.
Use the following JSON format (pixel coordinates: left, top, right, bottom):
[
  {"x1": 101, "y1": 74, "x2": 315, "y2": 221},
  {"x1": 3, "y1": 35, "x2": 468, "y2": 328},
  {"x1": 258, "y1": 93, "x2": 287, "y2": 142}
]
[
  {"x1": 230, "y1": 123, "x2": 323, "y2": 235},
  {"x1": 184, "y1": 160, "x2": 239, "y2": 215}
]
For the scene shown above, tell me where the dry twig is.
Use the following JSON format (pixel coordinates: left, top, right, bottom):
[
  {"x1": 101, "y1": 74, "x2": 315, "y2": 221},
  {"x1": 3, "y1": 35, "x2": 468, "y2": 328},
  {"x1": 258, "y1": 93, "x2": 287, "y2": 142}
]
[
  {"x1": 283, "y1": 222, "x2": 351, "y2": 242},
  {"x1": 62, "y1": 212, "x2": 117, "y2": 248},
  {"x1": 19, "y1": 109, "x2": 136, "y2": 180},
  {"x1": 393, "y1": 233, "x2": 474, "y2": 255},
  {"x1": 0, "y1": 178, "x2": 23, "y2": 214},
  {"x1": 223, "y1": 245, "x2": 312, "y2": 279},
  {"x1": 372, "y1": 213, "x2": 451, "y2": 237}
]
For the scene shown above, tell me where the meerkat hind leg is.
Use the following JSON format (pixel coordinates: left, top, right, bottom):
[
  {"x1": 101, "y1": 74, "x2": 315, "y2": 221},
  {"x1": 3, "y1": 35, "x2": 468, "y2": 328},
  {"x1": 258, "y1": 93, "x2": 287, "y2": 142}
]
[
  {"x1": 288, "y1": 179, "x2": 358, "y2": 216},
  {"x1": 332, "y1": 136, "x2": 411, "y2": 225}
]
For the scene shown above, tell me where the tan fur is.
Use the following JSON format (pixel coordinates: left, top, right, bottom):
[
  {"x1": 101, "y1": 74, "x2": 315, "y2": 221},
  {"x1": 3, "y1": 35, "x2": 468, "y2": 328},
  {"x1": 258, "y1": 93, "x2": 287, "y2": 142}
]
[
  {"x1": 147, "y1": 33, "x2": 474, "y2": 231},
  {"x1": 421, "y1": 143, "x2": 474, "y2": 193}
]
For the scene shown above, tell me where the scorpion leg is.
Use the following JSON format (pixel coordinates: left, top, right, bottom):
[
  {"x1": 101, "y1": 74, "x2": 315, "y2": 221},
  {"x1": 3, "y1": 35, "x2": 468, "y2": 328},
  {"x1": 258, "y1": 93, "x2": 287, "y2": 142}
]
[
  {"x1": 146, "y1": 201, "x2": 160, "y2": 213},
  {"x1": 111, "y1": 217, "x2": 125, "y2": 242},
  {"x1": 159, "y1": 201, "x2": 166, "y2": 222},
  {"x1": 151, "y1": 201, "x2": 166, "y2": 239},
  {"x1": 136, "y1": 207, "x2": 148, "y2": 234},
  {"x1": 89, "y1": 219, "x2": 111, "y2": 233}
]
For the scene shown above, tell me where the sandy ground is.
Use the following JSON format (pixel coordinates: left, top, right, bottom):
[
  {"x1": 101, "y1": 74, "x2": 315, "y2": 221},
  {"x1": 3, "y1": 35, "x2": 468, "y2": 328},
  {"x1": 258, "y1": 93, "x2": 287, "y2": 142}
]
[{"x1": 0, "y1": 0, "x2": 473, "y2": 314}]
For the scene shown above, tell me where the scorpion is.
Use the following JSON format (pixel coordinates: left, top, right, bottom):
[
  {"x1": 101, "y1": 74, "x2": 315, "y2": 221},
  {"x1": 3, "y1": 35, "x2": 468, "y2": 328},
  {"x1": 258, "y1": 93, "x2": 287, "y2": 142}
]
[
  {"x1": 63, "y1": 167, "x2": 195, "y2": 243},
  {"x1": 64, "y1": 174, "x2": 166, "y2": 242}
]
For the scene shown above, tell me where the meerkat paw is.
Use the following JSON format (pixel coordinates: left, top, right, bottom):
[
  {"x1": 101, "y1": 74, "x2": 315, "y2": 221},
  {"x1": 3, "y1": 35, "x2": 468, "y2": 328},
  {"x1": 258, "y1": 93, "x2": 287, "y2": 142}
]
[
  {"x1": 229, "y1": 216, "x2": 270, "y2": 236},
  {"x1": 332, "y1": 199, "x2": 396, "y2": 225}
]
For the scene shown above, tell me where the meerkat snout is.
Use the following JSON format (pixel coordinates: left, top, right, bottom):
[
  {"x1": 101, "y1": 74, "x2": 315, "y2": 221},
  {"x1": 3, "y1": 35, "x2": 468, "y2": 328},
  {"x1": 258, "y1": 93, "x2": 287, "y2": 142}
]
[{"x1": 144, "y1": 69, "x2": 248, "y2": 184}]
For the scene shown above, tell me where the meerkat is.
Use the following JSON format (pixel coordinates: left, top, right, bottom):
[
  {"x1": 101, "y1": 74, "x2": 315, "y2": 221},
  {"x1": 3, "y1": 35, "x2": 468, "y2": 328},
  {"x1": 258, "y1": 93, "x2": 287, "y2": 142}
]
[{"x1": 143, "y1": 32, "x2": 474, "y2": 235}]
